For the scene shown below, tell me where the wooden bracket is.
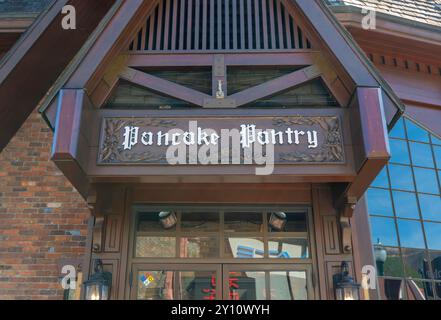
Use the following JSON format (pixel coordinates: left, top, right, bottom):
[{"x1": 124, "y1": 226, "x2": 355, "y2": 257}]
[
  {"x1": 92, "y1": 216, "x2": 105, "y2": 253},
  {"x1": 339, "y1": 197, "x2": 357, "y2": 253}
]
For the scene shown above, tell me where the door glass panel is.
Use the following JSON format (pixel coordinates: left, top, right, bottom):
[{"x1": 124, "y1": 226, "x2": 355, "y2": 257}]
[
  {"x1": 179, "y1": 271, "x2": 218, "y2": 300},
  {"x1": 181, "y1": 212, "x2": 219, "y2": 232},
  {"x1": 227, "y1": 271, "x2": 266, "y2": 300},
  {"x1": 136, "y1": 236, "x2": 176, "y2": 257},
  {"x1": 180, "y1": 237, "x2": 219, "y2": 258},
  {"x1": 137, "y1": 271, "x2": 175, "y2": 300},
  {"x1": 224, "y1": 212, "x2": 263, "y2": 232},
  {"x1": 268, "y1": 238, "x2": 309, "y2": 259},
  {"x1": 224, "y1": 237, "x2": 265, "y2": 258},
  {"x1": 269, "y1": 271, "x2": 308, "y2": 300}
]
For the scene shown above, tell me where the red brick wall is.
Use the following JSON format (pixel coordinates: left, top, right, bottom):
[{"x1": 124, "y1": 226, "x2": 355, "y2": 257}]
[{"x1": 0, "y1": 108, "x2": 90, "y2": 300}]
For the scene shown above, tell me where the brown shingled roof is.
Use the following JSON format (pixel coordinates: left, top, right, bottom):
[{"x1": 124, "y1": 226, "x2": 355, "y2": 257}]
[{"x1": 328, "y1": 0, "x2": 441, "y2": 27}]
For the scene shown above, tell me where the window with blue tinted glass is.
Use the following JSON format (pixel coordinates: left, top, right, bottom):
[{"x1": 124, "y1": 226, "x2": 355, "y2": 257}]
[
  {"x1": 390, "y1": 118, "x2": 406, "y2": 139},
  {"x1": 371, "y1": 168, "x2": 389, "y2": 188},
  {"x1": 419, "y1": 194, "x2": 441, "y2": 222},
  {"x1": 405, "y1": 119, "x2": 430, "y2": 143},
  {"x1": 370, "y1": 217, "x2": 398, "y2": 247},
  {"x1": 367, "y1": 188, "x2": 393, "y2": 216},
  {"x1": 390, "y1": 139, "x2": 411, "y2": 165},
  {"x1": 413, "y1": 168, "x2": 439, "y2": 194},
  {"x1": 433, "y1": 146, "x2": 441, "y2": 168},
  {"x1": 424, "y1": 222, "x2": 441, "y2": 250},
  {"x1": 432, "y1": 135, "x2": 441, "y2": 146},
  {"x1": 397, "y1": 219, "x2": 425, "y2": 249},
  {"x1": 409, "y1": 142, "x2": 435, "y2": 168},
  {"x1": 389, "y1": 164, "x2": 415, "y2": 191},
  {"x1": 392, "y1": 191, "x2": 419, "y2": 219}
]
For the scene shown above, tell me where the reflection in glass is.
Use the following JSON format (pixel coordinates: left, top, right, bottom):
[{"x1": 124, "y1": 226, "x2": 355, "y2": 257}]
[
  {"x1": 389, "y1": 165, "x2": 415, "y2": 192},
  {"x1": 405, "y1": 119, "x2": 429, "y2": 143},
  {"x1": 138, "y1": 212, "x2": 175, "y2": 232},
  {"x1": 224, "y1": 212, "x2": 263, "y2": 232},
  {"x1": 397, "y1": 219, "x2": 425, "y2": 249},
  {"x1": 401, "y1": 248, "x2": 430, "y2": 279},
  {"x1": 430, "y1": 252, "x2": 441, "y2": 281},
  {"x1": 413, "y1": 168, "x2": 439, "y2": 194},
  {"x1": 181, "y1": 271, "x2": 217, "y2": 300},
  {"x1": 371, "y1": 168, "x2": 389, "y2": 188},
  {"x1": 268, "y1": 212, "x2": 307, "y2": 232},
  {"x1": 137, "y1": 271, "x2": 175, "y2": 300},
  {"x1": 180, "y1": 237, "x2": 219, "y2": 258},
  {"x1": 392, "y1": 191, "x2": 419, "y2": 219},
  {"x1": 390, "y1": 118, "x2": 405, "y2": 139},
  {"x1": 409, "y1": 142, "x2": 435, "y2": 168},
  {"x1": 378, "y1": 277, "x2": 404, "y2": 300},
  {"x1": 268, "y1": 238, "x2": 309, "y2": 259},
  {"x1": 390, "y1": 139, "x2": 410, "y2": 165},
  {"x1": 379, "y1": 246, "x2": 404, "y2": 277},
  {"x1": 181, "y1": 212, "x2": 219, "y2": 232},
  {"x1": 434, "y1": 146, "x2": 441, "y2": 168},
  {"x1": 136, "y1": 237, "x2": 176, "y2": 257},
  {"x1": 419, "y1": 194, "x2": 441, "y2": 222},
  {"x1": 367, "y1": 188, "x2": 393, "y2": 216},
  {"x1": 432, "y1": 135, "x2": 441, "y2": 146},
  {"x1": 407, "y1": 280, "x2": 434, "y2": 300},
  {"x1": 424, "y1": 222, "x2": 441, "y2": 250},
  {"x1": 370, "y1": 217, "x2": 398, "y2": 247},
  {"x1": 225, "y1": 237, "x2": 264, "y2": 258},
  {"x1": 228, "y1": 271, "x2": 266, "y2": 300},
  {"x1": 270, "y1": 271, "x2": 307, "y2": 300}
]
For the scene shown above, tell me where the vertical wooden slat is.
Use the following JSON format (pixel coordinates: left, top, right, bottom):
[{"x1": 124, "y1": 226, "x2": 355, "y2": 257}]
[
  {"x1": 163, "y1": 0, "x2": 171, "y2": 50},
  {"x1": 179, "y1": 0, "x2": 185, "y2": 50},
  {"x1": 194, "y1": 0, "x2": 200, "y2": 50},
  {"x1": 156, "y1": 0, "x2": 164, "y2": 50},
  {"x1": 232, "y1": 0, "x2": 238, "y2": 49},
  {"x1": 133, "y1": 29, "x2": 140, "y2": 51},
  {"x1": 276, "y1": 0, "x2": 284, "y2": 49},
  {"x1": 268, "y1": 0, "x2": 276, "y2": 49},
  {"x1": 202, "y1": 0, "x2": 208, "y2": 50},
  {"x1": 148, "y1": 10, "x2": 155, "y2": 50},
  {"x1": 239, "y1": 0, "x2": 245, "y2": 49},
  {"x1": 210, "y1": 0, "x2": 215, "y2": 50},
  {"x1": 171, "y1": 0, "x2": 178, "y2": 50},
  {"x1": 217, "y1": 0, "x2": 222, "y2": 49},
  {"x1": 261, "y1": 0, "x2": 268, "y2": 49},
  {"x1": 247, "y1": 0, "x2": 253, "y2": 49},
  {"x1": 292, "y1": 16, "x2": 299, "y2": 49},
  {"x1": 187, "y1": 0, "x2": 193, "y2": 50},
  {"x1": 254, "y1": 0, "x2": 261, "y2": 49},
  {"x1": 284, "y1": 3, "x2": 292, "y2": 49},
  {"x1": 225, "y1": 0, "x2": 230, "y2": 50},
  {"x1": 140, "y1": 20, "x2": 147, "y2": 50}
]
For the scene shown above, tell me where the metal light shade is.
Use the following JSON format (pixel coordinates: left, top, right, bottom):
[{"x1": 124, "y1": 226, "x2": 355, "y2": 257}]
[
  {"x1": 334, "y1": 262, "x2": 361, "y2": 300},
  {"x1": 159, "y1": 211, "x2": 177, "y2": 229},
  {"x1": 84, "y1": 260, "x2": 112, "y2": 300},
  {"x1": 269, "y1": 212, "x2": 287, "y2": 231}
]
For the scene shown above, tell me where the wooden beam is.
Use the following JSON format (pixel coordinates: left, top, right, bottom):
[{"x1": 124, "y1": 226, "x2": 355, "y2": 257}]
[
  {"x1": 119, "y1": 67, "x2": 212, "y2": 107},
  {"x1": 230, "y1": 65, "x2": 322, "y2": 107}
]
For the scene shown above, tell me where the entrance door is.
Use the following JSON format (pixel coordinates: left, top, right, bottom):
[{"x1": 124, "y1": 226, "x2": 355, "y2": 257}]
[{"x1": 131, "y1": 264, "x2": 313, "y2": 300}]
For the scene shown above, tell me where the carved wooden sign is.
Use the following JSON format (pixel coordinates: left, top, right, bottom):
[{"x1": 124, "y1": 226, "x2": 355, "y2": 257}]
[{"x1": 98, "y1": 116, "x2": 345, "y2": 165}]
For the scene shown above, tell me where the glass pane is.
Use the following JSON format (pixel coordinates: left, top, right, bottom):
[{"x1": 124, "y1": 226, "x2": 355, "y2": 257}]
[
  {"x1": 432, "y1": 135, "x2": 441, "y2": 146},
  {"x1": 367, "y1": 188, "x2": 393, "y2": 216},
  {"x1": 138, "y1": 212, "x2": 175, "y2": 232},
  {"x1": 179, "y1": 271, "x2": 218, "y2": 300},
  {"x1": 179, "y1": 237, "x2": 219, "y2": 258},
  {"x1": 406, "y1": 280, "x2": 435, "y2": 300},
  {"x1": 392, "y1": 191, "x2": 419, "y2": 219},
  {"x1": 137, "y1": 271, "x2": 175, "y2": 300},
  {"x1": 268, "y1": 238, "x2": 309, "y2": 259},
  {"x1": 228, "y1": 271, "x2": 266, "y2": 300},
  {"x1": 389, "y1": 165, "x2": 415, "y2": 191},
  {"x1": 413, "y1": 168, "x2": 439, "y2": 194},
  {"x1": 390, "y1": 139, "x2": 410, "y2": 165},
  {"x1": 370, "y1": 217, "x2": 398, "y2": 247},
  {"x1": 390, "y1": 118, "x2": 405, "y2": 139},
  {"x1": 136, "y1": 237, "x2": 176, "y2": 257},
  {"x1": 419, "y1": 194, "x2": 441, "y2": 222},
  {"x1": 424, "y1": 222, "x2": 441, "y2": 250},
  {"x1": 433, "y1": 146, "x2": 441, "y2": 168},
  {"x1": 268, "y1": 212, "x2": 307, "y2": 232},
  {"x1": 409, "y1": 142, "x2": 435, "y2": 168},
  {"x1": 378, "y1": 277, "x2": 405, "y2": 300},
  {"x1": 225, "y1": 237, "x2": 265, "y2": 258},
  {"x1": 430, "y1": 251, "x2": 441, "y2": 281},
  {"x1": 270, "y1": 271, "x2": 308, "y2": 300},
  {"x1": 397, "y1": 219, "x2": 425, "y2": 249},
  {"x1": 181, "y1": 212, "x2": 219, "y2": 232},
  {"x1": 405, "y1": 119, "x2": 429, "y2": 143},
  {"x1": 371, "y1": 168, "x2": 390, "y2": 188},
  {"x1": 224, "y1": 212, "x2": 263, "y2": 232},
  {"x1": 376, "y1": 246, "x2": 404, "y2": 277},
  {"x1": 401, "y1": 248, "x2": 430, "y2": 279}
]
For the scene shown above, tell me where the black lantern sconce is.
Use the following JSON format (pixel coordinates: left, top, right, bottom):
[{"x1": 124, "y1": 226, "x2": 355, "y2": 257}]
[
  {"x1": 269, "y1": 212, "x2": 287, "y2": 231},
  {"x1": 84, "y1": 259, "x2": 112, "y2": 300},
  {"x1": 159, "y1": 211, "x2": 177, "y2": 229},
  {"x1": 333, "y1": 261, "x2": 361, "y2": 300}
]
